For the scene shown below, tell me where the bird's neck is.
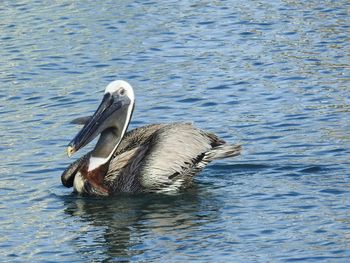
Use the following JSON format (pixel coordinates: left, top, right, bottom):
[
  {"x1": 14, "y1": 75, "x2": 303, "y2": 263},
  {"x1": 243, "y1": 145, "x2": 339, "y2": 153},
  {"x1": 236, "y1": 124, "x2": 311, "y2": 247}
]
[
  {"x1": 88, "y1": 128, "x2": 121, "y2": 171},
  {"x1": 87, "y1": 102, "x2": 133, "y2": 172},
  {"x1": 79, "y1": 128, "x2": 124, "y2": 196}
]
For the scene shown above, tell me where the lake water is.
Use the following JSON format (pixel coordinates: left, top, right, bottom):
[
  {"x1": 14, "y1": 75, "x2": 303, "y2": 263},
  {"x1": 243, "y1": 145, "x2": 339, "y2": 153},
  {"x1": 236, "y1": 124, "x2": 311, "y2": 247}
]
[{"x1": 1, "y1": 0, "x2": 349, "y2": 262}]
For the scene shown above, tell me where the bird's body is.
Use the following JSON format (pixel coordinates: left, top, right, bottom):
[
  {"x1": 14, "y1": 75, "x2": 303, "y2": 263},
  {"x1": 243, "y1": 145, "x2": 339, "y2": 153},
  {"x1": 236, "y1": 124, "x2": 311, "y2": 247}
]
[{"x1": 61, "y1": 81, "x2": 241, "y2": 196}]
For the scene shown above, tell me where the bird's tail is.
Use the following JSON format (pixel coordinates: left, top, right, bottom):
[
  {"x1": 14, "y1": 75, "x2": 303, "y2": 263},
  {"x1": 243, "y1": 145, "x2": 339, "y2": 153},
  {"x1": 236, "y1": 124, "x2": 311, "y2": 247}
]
[{"x1": 204, "y1": 144, "x2": 242, "y2": 162}]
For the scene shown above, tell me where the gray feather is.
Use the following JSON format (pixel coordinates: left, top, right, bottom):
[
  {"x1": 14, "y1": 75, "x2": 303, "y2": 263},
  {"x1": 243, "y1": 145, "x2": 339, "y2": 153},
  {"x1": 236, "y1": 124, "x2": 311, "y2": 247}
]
[
  {"x1": 62, "y1": 123, "x2": 241, "y2": 194},
  {"x1": 105, "y1": 123, "x2": 241, "y2": 194}
]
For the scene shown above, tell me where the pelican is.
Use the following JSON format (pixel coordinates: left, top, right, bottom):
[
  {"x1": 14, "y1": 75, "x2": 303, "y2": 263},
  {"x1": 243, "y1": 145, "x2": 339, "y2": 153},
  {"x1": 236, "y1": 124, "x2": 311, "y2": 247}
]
[{"x1": 61, "y1": 80, "x2": 241, "y2": 196}]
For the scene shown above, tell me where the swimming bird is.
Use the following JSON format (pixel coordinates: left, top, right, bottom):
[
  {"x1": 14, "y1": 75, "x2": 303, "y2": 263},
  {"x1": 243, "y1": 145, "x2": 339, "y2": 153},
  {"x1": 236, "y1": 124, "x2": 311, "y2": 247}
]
[{"x1": 61, "y1": 80, "x2": 241, "y2": 196}]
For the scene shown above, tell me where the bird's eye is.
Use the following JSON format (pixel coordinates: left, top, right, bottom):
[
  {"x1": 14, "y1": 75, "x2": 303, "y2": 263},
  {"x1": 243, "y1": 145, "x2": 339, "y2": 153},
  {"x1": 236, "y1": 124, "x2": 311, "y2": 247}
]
[{"x1": 119, "y1": 88, "x2": 125, "y2": 96}]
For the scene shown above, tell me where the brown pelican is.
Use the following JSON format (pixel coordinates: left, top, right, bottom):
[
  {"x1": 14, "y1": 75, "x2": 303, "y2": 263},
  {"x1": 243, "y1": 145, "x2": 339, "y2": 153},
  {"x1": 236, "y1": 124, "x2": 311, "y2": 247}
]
[{"x1": 61, "y1": 80, "x2": 241, "y2": 196}]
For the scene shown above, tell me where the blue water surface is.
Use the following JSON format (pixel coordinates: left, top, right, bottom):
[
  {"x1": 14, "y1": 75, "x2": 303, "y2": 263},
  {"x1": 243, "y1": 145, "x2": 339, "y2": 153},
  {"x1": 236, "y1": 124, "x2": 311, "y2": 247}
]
[{"x1": 0, "y1": 0, "x2": 349, "y2": 262}]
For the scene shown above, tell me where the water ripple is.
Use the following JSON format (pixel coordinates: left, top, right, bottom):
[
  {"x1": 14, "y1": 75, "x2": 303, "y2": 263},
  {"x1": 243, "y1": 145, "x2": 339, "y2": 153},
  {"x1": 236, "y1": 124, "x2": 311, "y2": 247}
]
[{"x1": 0, "y1": 0, "x2": 349, "y2": 262}]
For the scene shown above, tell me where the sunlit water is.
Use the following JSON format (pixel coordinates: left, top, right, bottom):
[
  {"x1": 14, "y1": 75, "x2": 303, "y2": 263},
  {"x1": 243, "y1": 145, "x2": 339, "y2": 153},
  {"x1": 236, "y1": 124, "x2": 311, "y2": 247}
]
[{"x1": 1, "y1": 1, "x2": 349, "y2": 262}]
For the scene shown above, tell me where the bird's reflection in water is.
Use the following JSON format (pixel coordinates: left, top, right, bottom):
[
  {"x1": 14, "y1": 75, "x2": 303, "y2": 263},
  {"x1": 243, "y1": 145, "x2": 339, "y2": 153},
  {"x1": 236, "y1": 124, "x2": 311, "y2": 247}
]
[{"x1": 64, "y1": 185, "x2": 222, "y2": 261}]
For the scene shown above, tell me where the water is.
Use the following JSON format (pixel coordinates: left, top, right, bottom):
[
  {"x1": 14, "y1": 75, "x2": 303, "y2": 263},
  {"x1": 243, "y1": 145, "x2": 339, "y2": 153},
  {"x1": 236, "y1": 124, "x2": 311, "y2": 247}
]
[{"x1": 1, "y1": 0, "x2": 349, "y2": 262}]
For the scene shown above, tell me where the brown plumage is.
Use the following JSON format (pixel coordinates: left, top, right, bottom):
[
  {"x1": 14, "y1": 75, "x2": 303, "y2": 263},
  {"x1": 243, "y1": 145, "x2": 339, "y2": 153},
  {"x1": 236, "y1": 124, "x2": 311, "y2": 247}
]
[{"x1": 61, "y1": 123, "x2": 241, "y2": 195}]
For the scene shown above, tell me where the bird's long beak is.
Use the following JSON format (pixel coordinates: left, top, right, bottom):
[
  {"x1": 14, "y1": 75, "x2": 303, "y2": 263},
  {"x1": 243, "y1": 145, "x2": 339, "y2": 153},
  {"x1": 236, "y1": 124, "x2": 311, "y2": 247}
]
[{"x1": 67, "y1": 93, "x2": 124, "y2": 157}]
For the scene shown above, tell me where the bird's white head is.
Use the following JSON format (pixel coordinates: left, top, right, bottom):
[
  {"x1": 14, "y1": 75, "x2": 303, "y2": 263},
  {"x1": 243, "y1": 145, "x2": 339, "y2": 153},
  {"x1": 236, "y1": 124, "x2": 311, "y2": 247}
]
[{"x1": 104, "y1": 80, "x2": 135, "y2": 103}]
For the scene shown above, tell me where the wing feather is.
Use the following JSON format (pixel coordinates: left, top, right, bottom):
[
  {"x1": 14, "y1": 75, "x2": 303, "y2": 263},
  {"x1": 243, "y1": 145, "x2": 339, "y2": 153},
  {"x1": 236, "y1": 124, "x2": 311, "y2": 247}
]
[{"x1": 136, "y1": 123, "x2": 223, "y2": 191}]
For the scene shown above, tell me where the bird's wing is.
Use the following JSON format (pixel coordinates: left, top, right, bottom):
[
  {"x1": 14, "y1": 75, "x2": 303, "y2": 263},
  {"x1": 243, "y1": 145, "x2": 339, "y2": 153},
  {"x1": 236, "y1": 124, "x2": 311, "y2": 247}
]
[
  {"x1": 110, "y1": 123, "x2": 224, "y2": 193},
  {"x1": 113, "y1": 124, "x2": 167, "y2": 156}
]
